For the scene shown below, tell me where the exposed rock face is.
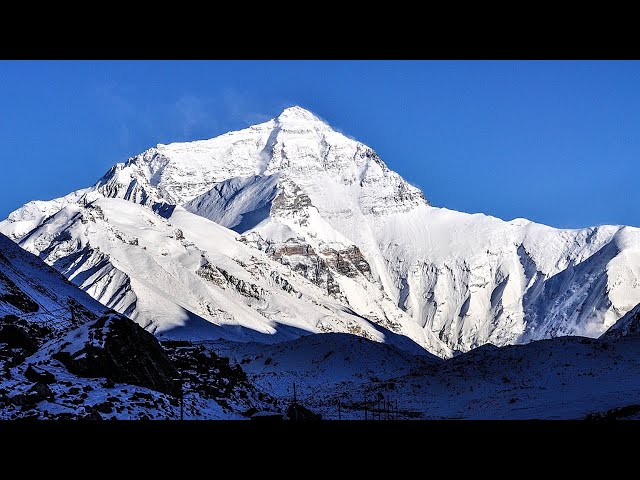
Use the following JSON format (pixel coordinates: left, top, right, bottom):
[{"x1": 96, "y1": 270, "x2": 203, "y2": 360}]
[
  {"x1": 268, "y1": 271, "x2": 299, "y2": 297},
  {"x1": 269, "y1": 239, "x2": 342, "y2": 297},
  {"x1": 218, "y1": 268, "x2": 264, "y2": 300},
  {"x1": 0, "y1": 317, "x2": 39, "y2": 353},
  {"x1": 24, "y1": 365, "x2": 55, "y2": 384},
  {"x1": 195, "y1": 260, "x2": 227, "y2": 286},
  {"x1": 8, "y1": 383, "x2": 54, "y2": 406},
  {"x1": 53, "y1": 313, "x2": 179, "y2": 395},
  {"x1": 162, "y1": 340, "x2": 280, "y2": 416},
  {"x1": 242, "y1": 236, "x2": 372, "y2": 301},
  {"x1": 0, "y1": 270, "x2": 39, "y2": 314},
  {"x1": 321, "y1": 246, "x2": 372, "y2": 279},
  {"x1": 270, "y1": 180, "x2": 313, "y2": 221},
  {"x1": 601, "y1": 303, "x2": 640, "y2": 340}
]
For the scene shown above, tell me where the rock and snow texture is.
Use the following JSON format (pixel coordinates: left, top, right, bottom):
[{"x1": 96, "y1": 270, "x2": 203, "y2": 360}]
[
  {"x1": 3, "y1": 106, "x2": 640, "y2": 357},
  {"x1": 0, "y1": 232, "x2": 106, "y2": 330},
  {"x1": 0, "y1": 235, "x2": 279, "y2": 419},
  {"x1": 220, "y1": 332, "x2": 640, "y2": 420},
  {"x1": 601, "y1": 302, "x2": 640, "y2": 340},
  {"x1": 9, "y1": 196, "x2": 443, "y2": 355}
]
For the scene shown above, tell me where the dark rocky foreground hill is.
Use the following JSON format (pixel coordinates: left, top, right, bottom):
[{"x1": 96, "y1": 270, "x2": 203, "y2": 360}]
[
  {"x1": 0, "y1": 232, "x2": 277, "y2": 419},
  {"x1": 1, "y1": 310, "x2": 279, "y2": 420}
]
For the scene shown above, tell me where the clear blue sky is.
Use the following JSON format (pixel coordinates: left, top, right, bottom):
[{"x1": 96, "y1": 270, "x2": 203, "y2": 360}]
[{"x1": 1, "y1": 60, "x2": 639, "y2": 228}]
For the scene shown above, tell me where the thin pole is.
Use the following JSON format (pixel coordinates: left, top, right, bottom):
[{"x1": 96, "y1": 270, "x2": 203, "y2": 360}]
[
  {"x1": 364, "y1": 393, "x2": 368, "y2": 421},
  {"x1": 293, "y1": 382, "x2": 298, "y2": 422},
  {"x1": 180, "y1": 379, "x2": 184, "y2": 421},
  {"x1": 173, "y1": 377, "x2": 184, "y2": 421}
]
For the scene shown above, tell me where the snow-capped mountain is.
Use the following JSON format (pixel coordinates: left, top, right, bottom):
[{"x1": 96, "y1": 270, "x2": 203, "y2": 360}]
[{"x1": 3, "y1": 106, "x2": 640, "y2": 357}]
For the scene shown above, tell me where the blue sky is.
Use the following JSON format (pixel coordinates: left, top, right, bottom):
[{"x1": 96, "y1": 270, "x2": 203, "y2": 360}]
[{"x1": 1, "y1": 60, "x2": 639, "y2": 228}]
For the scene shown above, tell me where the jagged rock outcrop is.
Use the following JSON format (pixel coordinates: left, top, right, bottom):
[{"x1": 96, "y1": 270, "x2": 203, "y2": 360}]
[
  {"x1": 601, "y1": 303, "x2": 640, "y2": 340},
  {"x1": 53, "y1": 313, "x2": 180, "y2": 395}
]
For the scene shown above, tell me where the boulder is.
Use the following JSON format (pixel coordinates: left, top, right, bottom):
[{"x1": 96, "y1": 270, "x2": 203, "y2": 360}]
[
  {"x1": 9, "y1": 383, "x2": 54, "y2": 406},
  {"x1": 0, "y1": 318, "x2": 37, "y2": 353},
  {"x1": 24, "y1": 365, "x2": 56, "y2": 384},
  {"x1": 80, "y1": 408, "x2": 103, "y2": 421},
  {"x1": 92, "y1": 401, "x2": 114, "y2": 414},
  {"x1": 54, "y1": 313, "x2": 179, "y2": 395}
]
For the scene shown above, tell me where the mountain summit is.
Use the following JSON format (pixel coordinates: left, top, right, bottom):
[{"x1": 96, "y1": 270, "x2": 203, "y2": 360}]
[
  {"x1": 276, "y1": 105, "x2": 325, "y2": 123},
  {"x1": 2, "y1": 107, "x2": 640, "y2": 357},
  {"x1": 84, "y1": 105, "x2": 425, "y2": 212}
]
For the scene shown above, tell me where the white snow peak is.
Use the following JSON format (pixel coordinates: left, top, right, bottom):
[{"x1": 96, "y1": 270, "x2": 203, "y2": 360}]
[{"x1": 2, "y1": 105, "x2": 640, "y2": 358}]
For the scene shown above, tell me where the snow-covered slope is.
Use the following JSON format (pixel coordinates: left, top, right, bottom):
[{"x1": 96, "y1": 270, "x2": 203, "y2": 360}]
[
  {"x1": 0, "y1": 231, "x2": 107, "y2": 330},
  {"x1": 214, "y1": 333, "x2": 440, "y2": 405},
  {"x1": 202, "y1": 329, "x2": 640, "y2": 420},
  {"x1": 0, "y1": 233, "x2": 283, "y2": 419},
  {"x1": 3, "y1": 106, "x2": 640, "y2": 357},
  {"x1": 601, "y1": 302, "x2": 640, "y2": 340},
  {"x1": 229, "y1": 333, "x2": 640, "y2": 420},
  {"x1": 6, "y1": 196, "x2": 448, "y2": 356}
]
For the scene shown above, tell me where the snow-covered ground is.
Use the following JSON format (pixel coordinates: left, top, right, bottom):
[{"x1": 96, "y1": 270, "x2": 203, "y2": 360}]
[
  {"x1": 211, "y1": 332, "x2": 640, "y2": 420},
  {"x1": 0, "y1": 231, "x2": 105, "y2": 329}
]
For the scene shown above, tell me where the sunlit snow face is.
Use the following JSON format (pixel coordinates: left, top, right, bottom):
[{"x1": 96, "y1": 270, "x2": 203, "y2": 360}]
[{"x1": 2, "y1": 106, "x2": 639, "y2": 361}]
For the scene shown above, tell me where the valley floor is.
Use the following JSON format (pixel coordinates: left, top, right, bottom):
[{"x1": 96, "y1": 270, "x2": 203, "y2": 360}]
[{"x1": 207, "y1": 333, "x2": 640, "y2": 420}]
